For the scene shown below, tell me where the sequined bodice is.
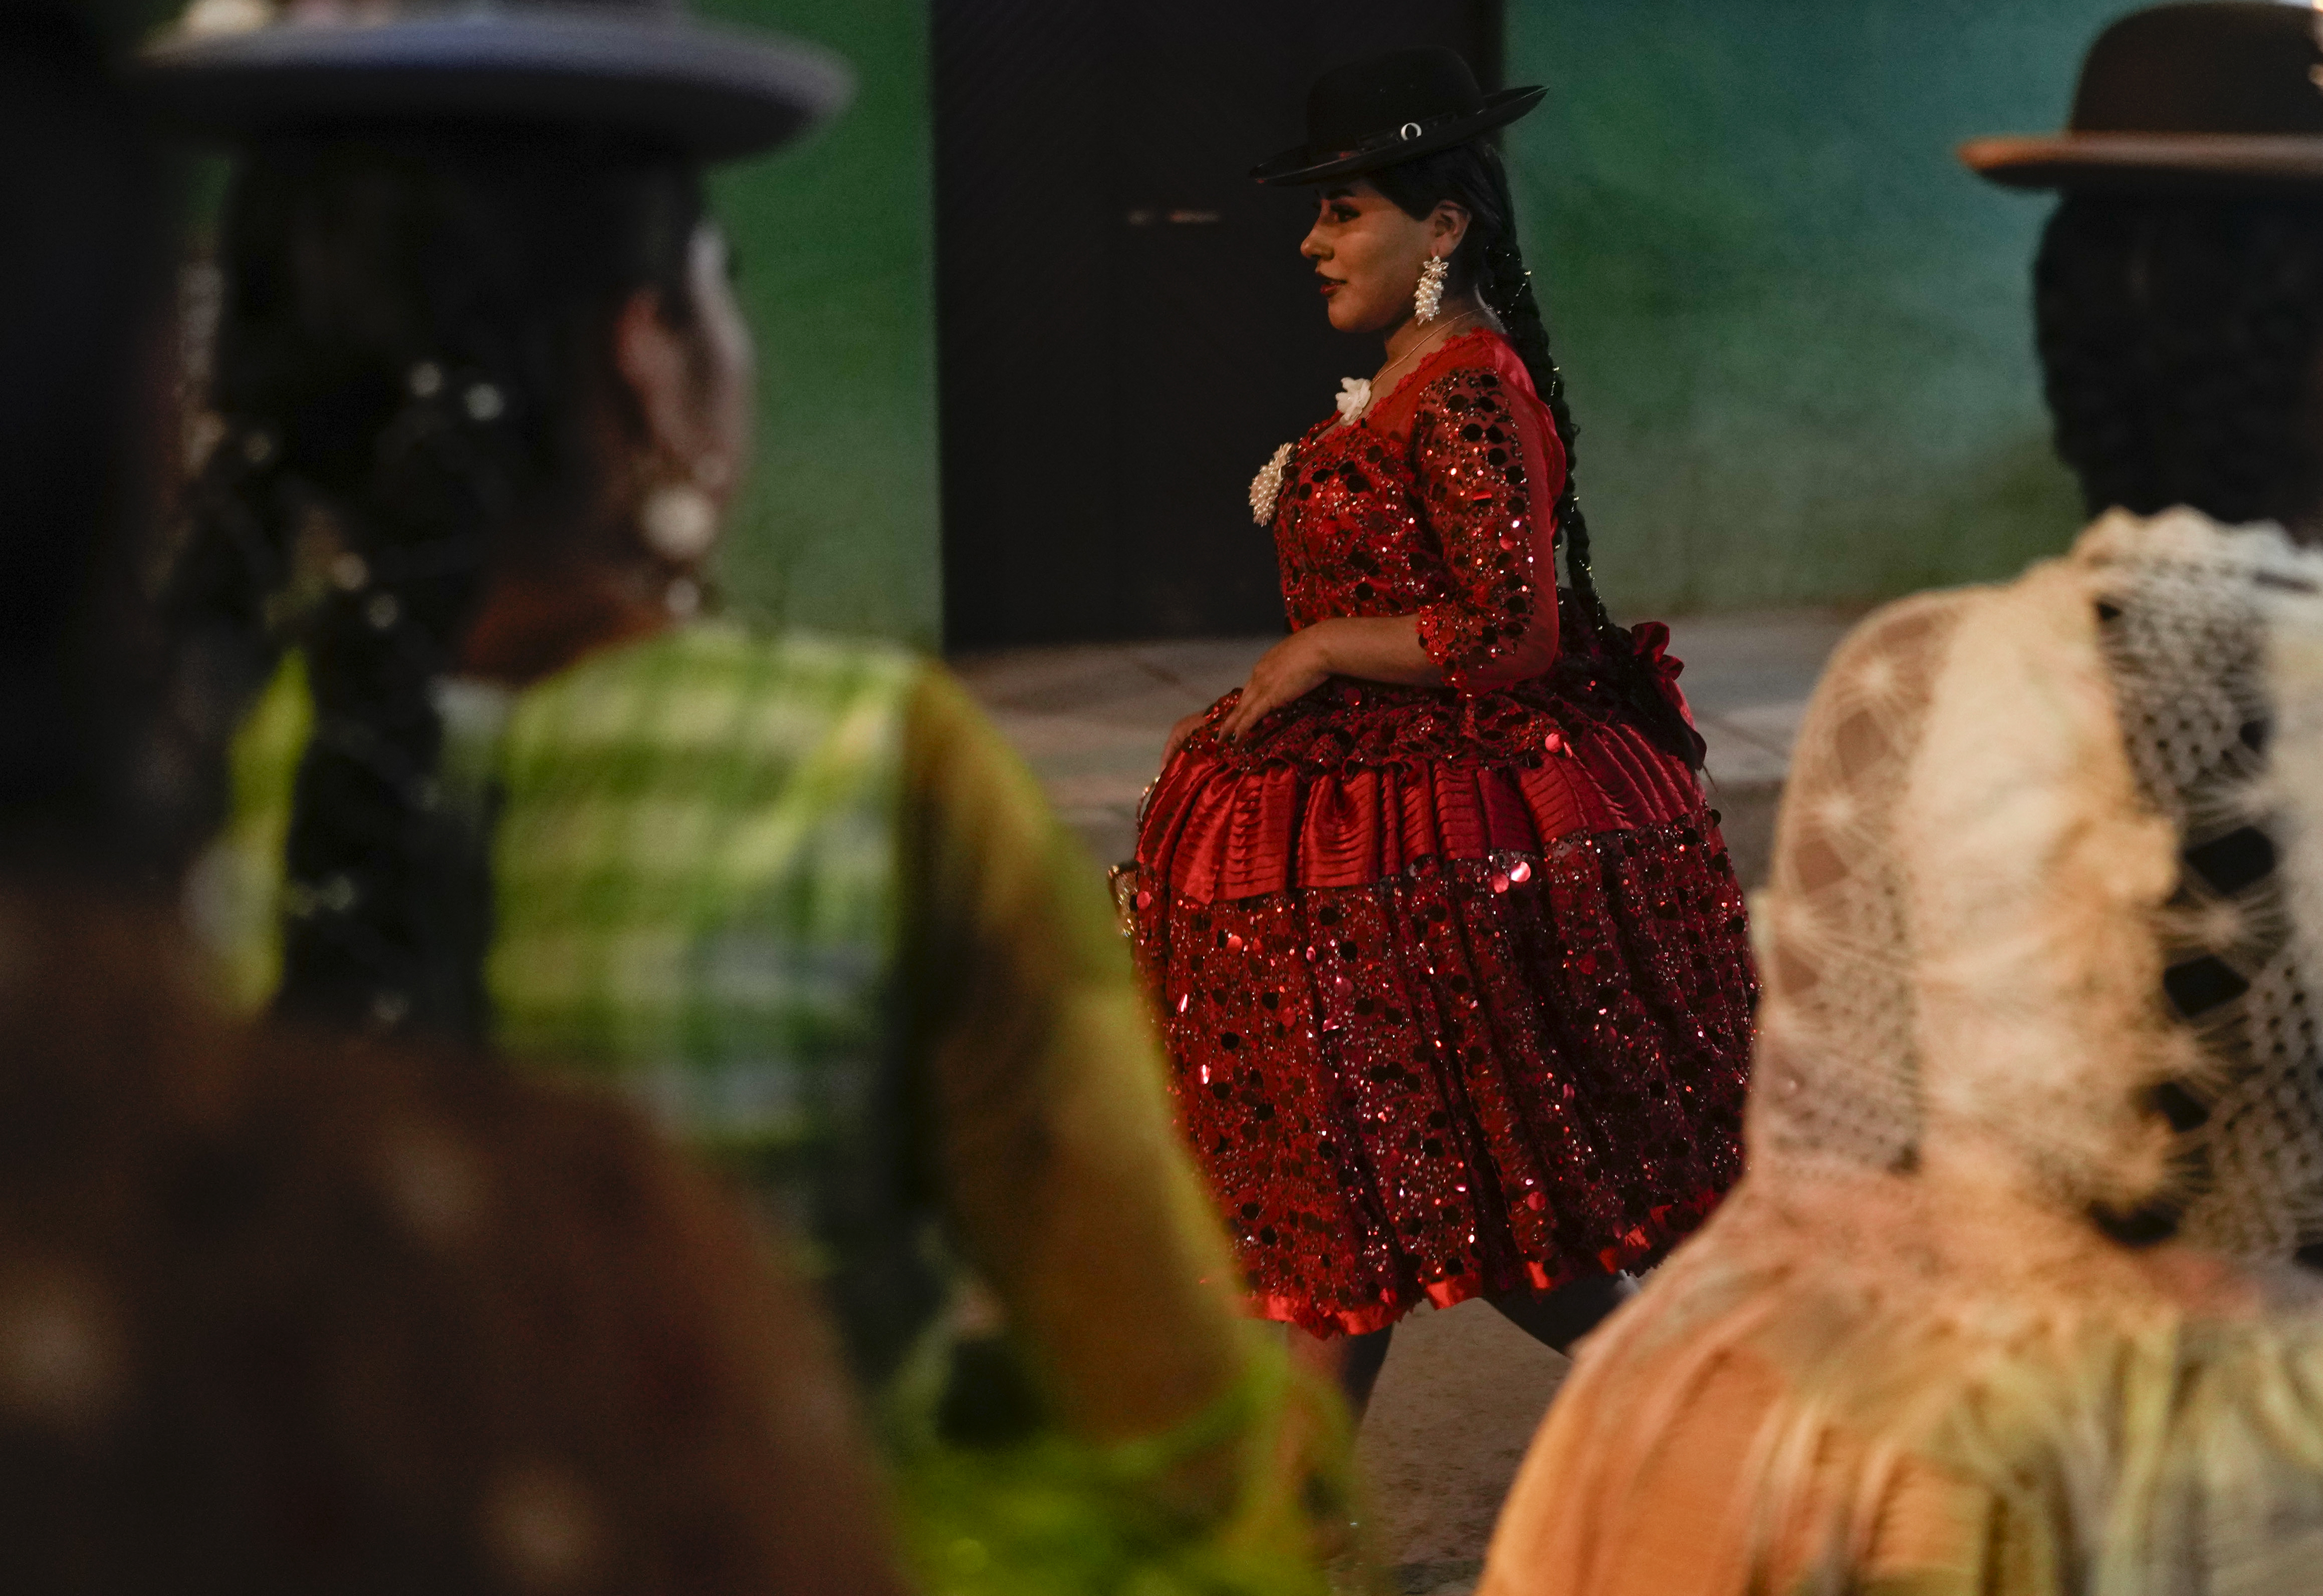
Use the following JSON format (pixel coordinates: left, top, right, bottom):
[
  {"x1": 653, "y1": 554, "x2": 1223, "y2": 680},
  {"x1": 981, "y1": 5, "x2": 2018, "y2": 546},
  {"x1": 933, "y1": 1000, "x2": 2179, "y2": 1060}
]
[
  {"x1": 1273, "y1": 419, "x2": 1439, "y2": 627},
  {"x1": 1265, "y1": 332, "x2": 1565, "y2": 693}
]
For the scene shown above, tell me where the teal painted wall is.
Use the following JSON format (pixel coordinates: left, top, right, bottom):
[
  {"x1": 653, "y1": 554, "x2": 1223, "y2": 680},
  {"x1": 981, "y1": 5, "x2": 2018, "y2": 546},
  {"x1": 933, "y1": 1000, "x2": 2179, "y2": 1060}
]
[
  {"x1": 1503, "y1": 1, "x2": 2125, "y2": 616},
  {"x1": 688, "y1": 3, "x2": 2119, "y2": 636},
  {"x1": 698, "y1": 0, "x2": 940, "y2": 645}
]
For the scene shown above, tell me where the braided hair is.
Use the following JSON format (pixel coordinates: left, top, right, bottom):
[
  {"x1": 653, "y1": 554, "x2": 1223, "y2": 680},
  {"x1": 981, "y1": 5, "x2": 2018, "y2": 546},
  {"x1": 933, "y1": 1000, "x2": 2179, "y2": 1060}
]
[
  {"x1": 1368, "y1": 141, "x2": 1703, "y2": 767},
  {"x1": 2035, "y1": 193, "x2": 2323, "y2": 530},
  {"x1": 166, "y1": 133, "x2": 706, "y2": 1043}
]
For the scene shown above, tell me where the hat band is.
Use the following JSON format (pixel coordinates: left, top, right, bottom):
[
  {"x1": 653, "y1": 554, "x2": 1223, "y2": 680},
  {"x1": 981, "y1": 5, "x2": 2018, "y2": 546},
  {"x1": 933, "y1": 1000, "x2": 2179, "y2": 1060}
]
[{"x1": 1318, "y1": 104, "x2": 1485, "y2": 166}]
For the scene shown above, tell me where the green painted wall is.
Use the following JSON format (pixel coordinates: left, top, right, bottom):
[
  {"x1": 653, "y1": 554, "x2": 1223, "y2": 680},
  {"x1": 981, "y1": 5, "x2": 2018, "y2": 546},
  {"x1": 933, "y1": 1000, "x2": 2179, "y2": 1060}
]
[
  {"x1": 690, "y1": 2, "x2": 2121, "y2": 636},
  {"x1": 1504, "y1": 1, "x2": 2124, "y2": 616},
  {"x1": 698, "y1": 0, "x2": 940, "y2": 645}
]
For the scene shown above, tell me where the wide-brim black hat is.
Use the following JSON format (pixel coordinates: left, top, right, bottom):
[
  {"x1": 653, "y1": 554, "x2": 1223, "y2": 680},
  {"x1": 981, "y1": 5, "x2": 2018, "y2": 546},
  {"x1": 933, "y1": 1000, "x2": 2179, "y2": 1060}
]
[
  {"x1": 1962, "y1": 2, "x2": 2323, "y2": 190},
  {"x1": 135, "y1": 0, "x2": 852, "y2": 162},
  {"x1": 1252, "y1": 46, "x2": 1543, "y2": 186}
]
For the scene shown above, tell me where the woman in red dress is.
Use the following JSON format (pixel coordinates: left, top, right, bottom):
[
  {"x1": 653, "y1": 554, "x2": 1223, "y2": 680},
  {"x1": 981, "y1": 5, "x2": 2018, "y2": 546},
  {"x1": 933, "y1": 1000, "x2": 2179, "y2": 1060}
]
[{"x1": 1129, "y1": 49, "x2": 1758, "y2": 1412}]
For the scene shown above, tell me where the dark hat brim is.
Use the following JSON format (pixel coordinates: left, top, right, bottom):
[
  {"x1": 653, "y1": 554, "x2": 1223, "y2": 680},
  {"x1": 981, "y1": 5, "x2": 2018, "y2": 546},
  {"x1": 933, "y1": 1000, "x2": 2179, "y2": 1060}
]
[
  {"x1": 1251, "y1": 84, "x2": 1546, "y2": 186},
  {"x1": 1961, "y1": 132, "x2": 2323, "y2": 192},
  {"x1": 134, "y1": 9, "x2": 852, "y2": 162}
]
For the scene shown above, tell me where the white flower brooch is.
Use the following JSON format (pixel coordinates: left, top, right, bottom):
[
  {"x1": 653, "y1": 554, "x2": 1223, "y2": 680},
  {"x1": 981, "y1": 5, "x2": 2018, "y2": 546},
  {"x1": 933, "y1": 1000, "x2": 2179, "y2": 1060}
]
[
  {"x1": 1334, "y1": 376, "x2": 1372, "y2": 422},
  {"x1": 1249, "y1": 441, "x2": 1294, "y2": 527}
]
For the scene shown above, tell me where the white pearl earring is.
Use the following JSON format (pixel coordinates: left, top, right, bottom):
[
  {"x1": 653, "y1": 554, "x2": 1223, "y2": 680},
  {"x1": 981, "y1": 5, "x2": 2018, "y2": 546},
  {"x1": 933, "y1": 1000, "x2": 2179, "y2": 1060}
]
[
  {"x1": 1414, "y1": 254, "x2": 1450, "y2": 323},
  {"x1": 640, "y1": 482, "x2": 717, "y2": 562}
]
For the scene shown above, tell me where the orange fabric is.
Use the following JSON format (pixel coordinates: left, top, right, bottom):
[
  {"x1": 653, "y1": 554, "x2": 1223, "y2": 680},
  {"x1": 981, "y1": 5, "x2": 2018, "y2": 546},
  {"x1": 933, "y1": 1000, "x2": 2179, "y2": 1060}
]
[{"x1": 1482, "y1": 1338, "x2": 1998, "y2": 1596}]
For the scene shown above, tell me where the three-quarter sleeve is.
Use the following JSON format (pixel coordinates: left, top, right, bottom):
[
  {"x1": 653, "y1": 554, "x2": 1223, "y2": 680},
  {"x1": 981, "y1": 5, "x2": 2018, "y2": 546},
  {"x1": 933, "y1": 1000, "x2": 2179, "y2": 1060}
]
[{"x1": 1410, "y1": 364, "x2": 1567, "y2": 693}]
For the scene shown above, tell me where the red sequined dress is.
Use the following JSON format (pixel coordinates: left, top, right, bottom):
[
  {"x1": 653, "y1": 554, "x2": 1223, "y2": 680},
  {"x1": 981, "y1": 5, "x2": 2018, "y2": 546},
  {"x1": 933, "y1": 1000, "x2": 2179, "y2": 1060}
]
[{"x1": 1129, "y1": 330, "x2": 1757, "y2": 1337}]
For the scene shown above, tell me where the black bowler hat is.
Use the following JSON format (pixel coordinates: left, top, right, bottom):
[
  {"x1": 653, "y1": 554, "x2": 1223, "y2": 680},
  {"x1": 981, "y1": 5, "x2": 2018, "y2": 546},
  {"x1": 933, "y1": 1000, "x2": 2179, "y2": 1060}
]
[
  {"x1": 135, "y1": 0, "x2": 851, "y2": 162},
  {"x1": 1252, "y1": 47, "x2": 1545, "y2": 186},
  {"x1": 1963, "y1": 2, "x2": 2323, "y2": 190}
]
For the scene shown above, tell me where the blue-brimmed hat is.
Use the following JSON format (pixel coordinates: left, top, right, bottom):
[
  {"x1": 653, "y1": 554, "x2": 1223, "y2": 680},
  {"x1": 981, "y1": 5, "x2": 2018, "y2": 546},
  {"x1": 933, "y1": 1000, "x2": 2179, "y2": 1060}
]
[{"x1": 136, "y1": 0, "x2": 851, "y2": 161}]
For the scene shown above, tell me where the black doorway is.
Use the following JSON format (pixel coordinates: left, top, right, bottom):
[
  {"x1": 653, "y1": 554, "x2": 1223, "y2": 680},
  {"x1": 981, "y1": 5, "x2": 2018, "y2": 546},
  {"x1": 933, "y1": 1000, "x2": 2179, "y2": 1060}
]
[{"x1": 934, "y1": 1, "x2": 1504, "y2": 649}]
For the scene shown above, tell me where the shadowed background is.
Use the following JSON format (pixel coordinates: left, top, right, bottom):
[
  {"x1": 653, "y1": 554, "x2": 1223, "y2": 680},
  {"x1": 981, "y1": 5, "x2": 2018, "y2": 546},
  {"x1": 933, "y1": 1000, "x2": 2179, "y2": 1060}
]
[
  {"x1": 1504, "y1": 1, "x2": 2119, "y2": 618},
  {"x1": 699, "y1": 0, "x2": 2126, "y2": 648},
  {"x1": 699, "y1": 0, "x2": 941, "y2": 646}
]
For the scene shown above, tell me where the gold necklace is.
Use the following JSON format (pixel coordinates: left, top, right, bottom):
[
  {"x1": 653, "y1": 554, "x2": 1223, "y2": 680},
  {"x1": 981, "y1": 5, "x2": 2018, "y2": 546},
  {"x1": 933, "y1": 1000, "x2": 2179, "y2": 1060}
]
[{"x1": 1354, "y1": 311, "x2": 1485, "y2": 417}]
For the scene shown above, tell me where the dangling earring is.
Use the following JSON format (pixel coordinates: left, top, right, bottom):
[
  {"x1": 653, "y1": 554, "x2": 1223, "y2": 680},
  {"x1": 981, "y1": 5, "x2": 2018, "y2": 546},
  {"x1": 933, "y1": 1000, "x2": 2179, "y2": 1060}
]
[
  {"x1": 640, "y1": 480, "x2": 718, "y2": 563},
  {"x1": 1414, "y1": 254, "x2": 1450, "y2": 323}
]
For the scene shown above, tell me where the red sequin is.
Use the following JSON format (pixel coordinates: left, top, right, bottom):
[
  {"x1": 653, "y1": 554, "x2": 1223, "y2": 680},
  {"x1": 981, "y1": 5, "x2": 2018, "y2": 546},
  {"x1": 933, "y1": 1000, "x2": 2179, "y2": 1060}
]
[
  {"x1": 1134, "y1": 330, "x2": 1757, "y2": 1336},
  {"x1": 1132, "y1": 835, "x2": 1754, "y2": 1338},
  {"x1": 1272, "y1": 342, "x2": 1564, "y2": 699}
]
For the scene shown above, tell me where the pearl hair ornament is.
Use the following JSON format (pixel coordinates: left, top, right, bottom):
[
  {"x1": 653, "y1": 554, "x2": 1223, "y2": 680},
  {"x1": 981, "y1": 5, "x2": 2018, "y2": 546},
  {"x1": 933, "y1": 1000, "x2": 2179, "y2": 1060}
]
[{"x1": 403, "y1": 361, "x2": 505, "y2": 425}]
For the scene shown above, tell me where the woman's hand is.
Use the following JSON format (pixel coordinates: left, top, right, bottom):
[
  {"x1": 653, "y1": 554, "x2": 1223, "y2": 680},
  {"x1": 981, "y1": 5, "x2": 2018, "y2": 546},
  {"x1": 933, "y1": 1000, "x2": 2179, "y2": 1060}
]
[
  {"x1": 1162, "y1": 710, "x2": 1209, "y2": 763},
  {"x1": 1218, "y1": 627, "x2": 1336, "y2": 744}
]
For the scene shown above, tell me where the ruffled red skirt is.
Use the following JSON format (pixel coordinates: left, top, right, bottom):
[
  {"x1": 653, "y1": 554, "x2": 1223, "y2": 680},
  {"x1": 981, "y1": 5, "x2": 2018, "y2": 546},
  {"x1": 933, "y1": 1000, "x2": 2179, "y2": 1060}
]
[{"x1": 1129, "y1": 661, "x2": 1756, "y2": 1337}]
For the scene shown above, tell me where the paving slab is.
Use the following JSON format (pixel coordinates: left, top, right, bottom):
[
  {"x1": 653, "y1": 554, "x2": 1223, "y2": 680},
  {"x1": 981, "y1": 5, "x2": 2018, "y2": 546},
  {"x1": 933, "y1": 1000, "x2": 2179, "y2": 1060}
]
[
  {"x1": 953, "y1": 637, "x2": 1274, "y2": 869},
  {"x1": 1354, "y1": 1301, "x2": 1569, "y2": 1594},
  {"x1": 1668, "y1": 609, "x2": 1857, "y2": 887}
]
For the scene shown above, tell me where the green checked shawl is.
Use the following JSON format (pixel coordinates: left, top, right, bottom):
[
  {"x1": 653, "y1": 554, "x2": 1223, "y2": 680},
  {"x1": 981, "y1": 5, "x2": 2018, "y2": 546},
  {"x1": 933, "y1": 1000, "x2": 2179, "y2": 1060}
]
[
  {"x1": 485, "y1": 624, "x2": 911, "y2": 1145},
  {"x1": 201, "y1": 622, "x2": 1352, "y2": 1596},
  {"x1": 202, "y1": 624, "x2": 931, "y2": 1356}
]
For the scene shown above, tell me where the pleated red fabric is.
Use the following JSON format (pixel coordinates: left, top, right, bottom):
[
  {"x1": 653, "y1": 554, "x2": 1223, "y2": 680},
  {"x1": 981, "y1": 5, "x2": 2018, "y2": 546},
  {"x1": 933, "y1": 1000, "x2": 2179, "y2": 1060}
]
[
  {"x1": 1129, "y1": 332, "x2": 1757, "y2": 1334},
  {"x1": 1144, "y1": 710, "x2": 1703, "y2": 903}
]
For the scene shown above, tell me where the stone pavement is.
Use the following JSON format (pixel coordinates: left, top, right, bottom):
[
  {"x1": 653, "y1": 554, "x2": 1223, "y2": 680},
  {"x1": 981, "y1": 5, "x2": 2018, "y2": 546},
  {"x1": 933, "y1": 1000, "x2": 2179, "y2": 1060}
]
[
  {"x1": 1664, "y1": 609, "x2": 1859, "y2": 888},
  {"x1": 953, "y1": 610, "x2": 1850, "y2": 1593}
]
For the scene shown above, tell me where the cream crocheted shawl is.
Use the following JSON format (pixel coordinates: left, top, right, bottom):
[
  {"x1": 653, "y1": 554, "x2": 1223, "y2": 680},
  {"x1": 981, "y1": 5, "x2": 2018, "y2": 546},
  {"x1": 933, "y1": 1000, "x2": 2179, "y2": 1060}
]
[{"x1": 1486, "y1": 510, "x2": 2323, "y2": 1595}]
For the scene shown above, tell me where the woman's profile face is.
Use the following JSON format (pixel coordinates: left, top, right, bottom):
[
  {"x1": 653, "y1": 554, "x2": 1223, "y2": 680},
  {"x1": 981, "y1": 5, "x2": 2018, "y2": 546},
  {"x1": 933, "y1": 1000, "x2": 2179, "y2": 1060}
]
[{"x1": 1300, "y1": 178, "x2": 1436, "y2": 334}]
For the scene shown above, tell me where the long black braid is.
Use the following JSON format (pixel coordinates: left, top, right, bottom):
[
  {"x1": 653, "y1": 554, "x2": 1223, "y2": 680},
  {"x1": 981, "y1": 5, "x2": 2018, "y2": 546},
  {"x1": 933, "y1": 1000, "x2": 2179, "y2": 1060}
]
[
  {"x1": 2036, "y1": 193, "x2": 2323, "y2": 531},
  {"x1": 1369, "y1": 142, "x2": 1703, "y2": 767},
  {"x1": 165, "y1": 133, "x2": 704, "y2": 1043}
]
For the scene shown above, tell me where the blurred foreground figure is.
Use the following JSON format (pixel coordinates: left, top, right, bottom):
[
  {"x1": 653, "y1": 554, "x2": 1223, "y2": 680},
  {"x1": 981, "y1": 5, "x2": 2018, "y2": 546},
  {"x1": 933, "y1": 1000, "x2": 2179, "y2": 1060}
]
[
  {"x1": 1483, "y1": 7, "x2": 2323, "y2": 1593},
  {"x1": 0, "y1": 909, "x2": 907, "y2": 1595},
  {"x1": 0, "y1": 6, "x2": 901, "y2": 1593},
  {"x1": 141, "y1": 0, "x2": 1354, "y2": 1587}
]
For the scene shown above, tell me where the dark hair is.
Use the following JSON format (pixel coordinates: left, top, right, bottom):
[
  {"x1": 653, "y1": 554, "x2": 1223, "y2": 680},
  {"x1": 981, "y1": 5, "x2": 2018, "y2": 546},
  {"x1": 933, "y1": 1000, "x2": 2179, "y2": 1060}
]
[
  {"x1": 1368, "y1": 141, "x2": 1703, "y2": 767},
  {"x1": 165, "y1": 134, "x2": 706, "y2": 1043},
  {"x1": 2035, "y1": 192, "x2": 2323, "y2": 530}
]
